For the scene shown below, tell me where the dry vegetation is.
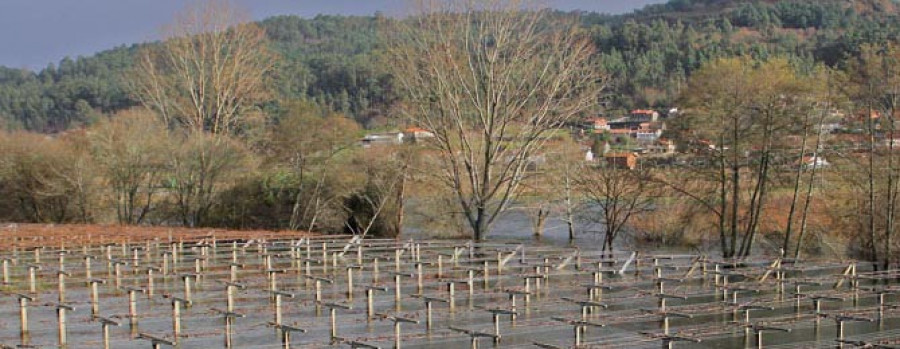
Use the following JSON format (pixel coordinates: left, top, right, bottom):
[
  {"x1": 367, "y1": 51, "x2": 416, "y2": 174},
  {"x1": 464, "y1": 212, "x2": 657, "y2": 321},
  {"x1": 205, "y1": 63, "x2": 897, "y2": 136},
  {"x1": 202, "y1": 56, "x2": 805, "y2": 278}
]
[{"x1": 0, "y1": 223, "x2": 313, "y2": 250}]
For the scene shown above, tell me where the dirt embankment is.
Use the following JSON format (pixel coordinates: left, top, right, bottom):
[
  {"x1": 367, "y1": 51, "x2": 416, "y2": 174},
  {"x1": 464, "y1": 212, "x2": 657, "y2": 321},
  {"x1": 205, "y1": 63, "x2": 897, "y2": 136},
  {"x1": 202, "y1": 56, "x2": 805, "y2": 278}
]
[{"x1": 0, "y1": 223, "x2": 315, "y2": 250}]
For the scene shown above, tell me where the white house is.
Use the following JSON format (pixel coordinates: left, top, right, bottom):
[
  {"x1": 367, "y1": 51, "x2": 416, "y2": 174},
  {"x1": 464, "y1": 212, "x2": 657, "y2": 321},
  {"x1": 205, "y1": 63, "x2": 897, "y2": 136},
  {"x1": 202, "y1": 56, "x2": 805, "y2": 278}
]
[
  {"x1": 585, "y1": 117, "x2": 610, "y2": 131},
  {"x1": 799, "y1": 155, "x2": 830, "y2": 170},
  {"x1": 636, "y1": 130, "x2": 662, "y2": 143},
  {"x1": 646, "y1": 139, "x2": 676, "y2": 154},
  {"x1": 631, "y1": 109, "x2": 659, "y2": 122},
  {"x1": 362, "y1": 132, "x2": 404, "y2": 147},
  {"x1": 403, "y1": 127, "x2": 435, "y2": 141}
]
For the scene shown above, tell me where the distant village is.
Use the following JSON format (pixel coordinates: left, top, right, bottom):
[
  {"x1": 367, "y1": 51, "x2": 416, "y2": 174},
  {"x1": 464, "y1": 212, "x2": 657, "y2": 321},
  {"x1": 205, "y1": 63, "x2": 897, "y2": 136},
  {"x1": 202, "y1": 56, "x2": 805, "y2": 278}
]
[
  {"x1": 576, "y1": 109, "x2": 675, "y2": 170},
  {"x1": 360, "y1": 107, "x2": 900, "y2": 171},
  {"x1": 361, "y1": 108, "x2": 682, "y2": 170}
]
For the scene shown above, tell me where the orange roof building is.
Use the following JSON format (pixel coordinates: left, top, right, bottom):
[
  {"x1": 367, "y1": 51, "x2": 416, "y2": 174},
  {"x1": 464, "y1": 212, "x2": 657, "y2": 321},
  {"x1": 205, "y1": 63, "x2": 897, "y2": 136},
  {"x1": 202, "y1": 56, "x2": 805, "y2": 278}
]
[{"x1": 604, "y1": 152, "x2": 638, "y2": 170}]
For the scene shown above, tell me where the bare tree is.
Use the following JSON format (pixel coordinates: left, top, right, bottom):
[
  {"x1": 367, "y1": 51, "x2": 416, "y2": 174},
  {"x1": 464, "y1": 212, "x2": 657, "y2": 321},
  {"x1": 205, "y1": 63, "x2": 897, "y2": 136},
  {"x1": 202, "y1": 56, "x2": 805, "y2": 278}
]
[
  {"x1": 0, "y1": 132, "x2": 95, "y2": 223},
  {"x1": 90, "y1": 110, "x2": 170, "y2": 224},
  {"x1": 838, "y1": 44, "x2": 900, "y2": 267},
  {"x1": 517, "y1": 162, "x2": 553, "y2": 240},
  {"x1": 129, "y1": 0, "x2": 274, "y2": 134},
  {"x1": 268, "y1": 102, "x2": 361, "y2": 231},
  {"x1": 782, "y1": 68, "x2": 833, "y2": 258},
  {"x1": 167, "y1": 132, "x2": 252, "y2": 227},
  {"x1": 521, "y1": 136, "x2": 584, "y2": 242},
  {"x1": 558, "y1": 138, "x2": 584, "y2": 243},
  {"x1": 675, "y1": 57, "x2": 818, "y2": 258},
  {"x1": 793, "y1": 106, "x2": 829, "y2": 260},
  {"x1": 387, "y1": 0, "x2": 604, "y2": 241},
  {"x1": 45, "y1": 133, "x2": 99, "y2": 223},
  {"x1": 343, "y1": 148, "x2": 409, "y2": 238},
  {"x1": 577, "y1": 165, "x2": 655, "y2": 255}
]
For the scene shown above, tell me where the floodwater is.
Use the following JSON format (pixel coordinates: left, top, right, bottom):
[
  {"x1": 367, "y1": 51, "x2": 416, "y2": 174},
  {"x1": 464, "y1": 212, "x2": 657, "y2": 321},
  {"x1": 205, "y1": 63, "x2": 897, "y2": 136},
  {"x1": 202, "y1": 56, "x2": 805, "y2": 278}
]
[{"x1": 0, "y1": 230, "x2": 895, "y2": 348}]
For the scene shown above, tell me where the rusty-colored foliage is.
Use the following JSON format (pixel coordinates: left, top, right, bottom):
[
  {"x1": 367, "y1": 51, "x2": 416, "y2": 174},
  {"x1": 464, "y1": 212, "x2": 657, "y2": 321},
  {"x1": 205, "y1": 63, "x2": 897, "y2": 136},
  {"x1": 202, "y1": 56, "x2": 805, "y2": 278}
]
[{"x1": 0, "y1": 223, "x2": 313, "y2": 251}]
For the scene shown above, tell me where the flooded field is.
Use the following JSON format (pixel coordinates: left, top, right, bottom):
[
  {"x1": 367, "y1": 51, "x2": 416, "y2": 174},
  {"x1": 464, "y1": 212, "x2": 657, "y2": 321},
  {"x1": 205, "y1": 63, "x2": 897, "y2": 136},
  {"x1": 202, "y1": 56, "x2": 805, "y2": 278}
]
[{"x1": 0, "y1": 229, "x2": 898, "y2": 348}]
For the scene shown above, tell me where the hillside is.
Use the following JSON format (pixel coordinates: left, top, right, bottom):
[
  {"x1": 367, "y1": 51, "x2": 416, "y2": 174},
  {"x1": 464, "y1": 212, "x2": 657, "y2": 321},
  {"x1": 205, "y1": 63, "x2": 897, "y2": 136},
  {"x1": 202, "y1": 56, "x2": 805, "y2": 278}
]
[{"x1": 1, "y1": 0, "x2": 899, "y2": 132}]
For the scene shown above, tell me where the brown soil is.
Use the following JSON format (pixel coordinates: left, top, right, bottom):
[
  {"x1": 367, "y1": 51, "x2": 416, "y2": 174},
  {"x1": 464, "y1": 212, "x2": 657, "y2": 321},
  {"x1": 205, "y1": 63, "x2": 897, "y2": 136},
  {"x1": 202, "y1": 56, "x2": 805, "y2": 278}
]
[{"x1": 0, "y1": 223, "x2": 316, "y2": 250}]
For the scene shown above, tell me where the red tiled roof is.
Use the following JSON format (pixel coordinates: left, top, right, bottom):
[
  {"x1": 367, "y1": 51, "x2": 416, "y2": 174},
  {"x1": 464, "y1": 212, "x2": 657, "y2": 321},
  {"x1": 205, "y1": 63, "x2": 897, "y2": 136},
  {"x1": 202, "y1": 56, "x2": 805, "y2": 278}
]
[{"x1": 605, "y1": 152, "x2": 636, "y2": 158}]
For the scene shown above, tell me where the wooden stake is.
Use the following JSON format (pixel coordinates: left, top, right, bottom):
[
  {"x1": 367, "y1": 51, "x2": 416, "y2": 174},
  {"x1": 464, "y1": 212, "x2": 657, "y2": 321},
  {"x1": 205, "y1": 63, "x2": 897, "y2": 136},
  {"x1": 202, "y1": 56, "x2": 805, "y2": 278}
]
[
  {"x1": 57, "y1": 271, "x2": 70, "y2": 303},
  {"x1": 89, "y1": 278, "x2": 105, "y2": 317},
  {"x1": 96, "y1": 317, "x2": 120, "y2": 349},
  {"x1": 171, "y1": 297, "x2": 189, "y2": 340},
  {"x1": 55, "y1": 303, "x2": 74, "y2": 347},
  {"x1": 17, "y1": 294, "x2": 34, "y2": 341}
]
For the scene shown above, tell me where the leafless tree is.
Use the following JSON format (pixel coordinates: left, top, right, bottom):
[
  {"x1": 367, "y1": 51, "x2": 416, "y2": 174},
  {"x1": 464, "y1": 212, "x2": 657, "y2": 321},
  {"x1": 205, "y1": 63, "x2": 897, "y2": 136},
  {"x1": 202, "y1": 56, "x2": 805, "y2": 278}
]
[
  {"x1": 559, "y1": 138, "x2": 583, "y2": 243},
  {"x1": 0, "y1": 132, "x2": 95, "y2": 223},
  {"x1": 838, "y1": 44, "x2": 900, "y2": 268},
  {"x1": 343, "y1": 148, "x2": 409, "y2": 238},
  {"x1": 782, "y1": 69, "x2": 833, "y2": 259},
  {"x1": 387, "y1": 0, "x2": 605, "y2": 240},
  {"x1": 577, "y1": 165, "x2": 655, "y2": 255},
  {"x1": 167, "y1": 132, "x2": 252, "y2": 227},
  {"x1": 521, "y1": 136, "x2": 584, "y2": 242},
  {"x1": 675, "y1": 57, "x2": 820, "y2": 258},
  {"x1": 129, "y1": 0, "x2": 275, "y2": 134},
  {"x1": 268, "y1": 102, "x2": 361, "y2": 231},
  {"x1": 90, "y1": 110, "x2": 170, "y2": 224}
]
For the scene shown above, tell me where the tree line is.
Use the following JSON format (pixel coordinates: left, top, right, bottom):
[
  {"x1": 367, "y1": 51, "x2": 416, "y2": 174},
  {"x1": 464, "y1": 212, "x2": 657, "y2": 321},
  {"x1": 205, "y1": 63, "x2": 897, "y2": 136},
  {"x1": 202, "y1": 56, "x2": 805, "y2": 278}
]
[{"x1": 2, "y1": 0, "x2": 899, "y2": 132}]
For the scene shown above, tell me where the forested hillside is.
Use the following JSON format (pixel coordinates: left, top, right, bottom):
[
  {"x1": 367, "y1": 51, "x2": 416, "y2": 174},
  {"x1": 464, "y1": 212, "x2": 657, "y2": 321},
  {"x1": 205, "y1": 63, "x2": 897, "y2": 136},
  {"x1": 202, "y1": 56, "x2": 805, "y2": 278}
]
[{"x1": 1, "y1": 0, "x2": 899, "y2": 132}]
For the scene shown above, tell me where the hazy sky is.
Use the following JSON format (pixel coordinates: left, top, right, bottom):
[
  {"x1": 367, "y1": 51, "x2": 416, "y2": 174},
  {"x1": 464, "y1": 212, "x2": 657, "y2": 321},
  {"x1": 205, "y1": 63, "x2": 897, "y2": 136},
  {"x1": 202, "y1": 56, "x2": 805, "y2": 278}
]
[{"x1": 0, "y1": 0, "x2": 665, "y2": 70}]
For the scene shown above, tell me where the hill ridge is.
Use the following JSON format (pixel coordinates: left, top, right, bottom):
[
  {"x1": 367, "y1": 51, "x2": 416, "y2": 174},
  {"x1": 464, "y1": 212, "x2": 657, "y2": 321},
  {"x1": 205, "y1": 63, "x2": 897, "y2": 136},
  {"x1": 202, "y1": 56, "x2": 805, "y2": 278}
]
[{"x1": 1, "y1": 0, "x2": 900, "y2": 132}]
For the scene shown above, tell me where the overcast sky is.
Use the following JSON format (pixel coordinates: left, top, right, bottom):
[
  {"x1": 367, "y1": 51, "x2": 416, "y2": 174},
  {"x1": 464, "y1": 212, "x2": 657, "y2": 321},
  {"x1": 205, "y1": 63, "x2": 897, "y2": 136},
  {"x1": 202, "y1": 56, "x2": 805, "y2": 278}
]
[{"x1": 0, "y1": 0, "x2": 665, "y2": 70}]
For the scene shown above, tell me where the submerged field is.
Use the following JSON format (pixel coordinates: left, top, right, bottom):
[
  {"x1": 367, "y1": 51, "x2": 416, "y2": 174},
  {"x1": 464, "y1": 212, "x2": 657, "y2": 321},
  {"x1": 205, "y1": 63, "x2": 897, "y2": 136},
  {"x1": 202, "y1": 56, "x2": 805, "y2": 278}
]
[{"x1": 0, "y1": 225, "x2": 897, "y2": 348}]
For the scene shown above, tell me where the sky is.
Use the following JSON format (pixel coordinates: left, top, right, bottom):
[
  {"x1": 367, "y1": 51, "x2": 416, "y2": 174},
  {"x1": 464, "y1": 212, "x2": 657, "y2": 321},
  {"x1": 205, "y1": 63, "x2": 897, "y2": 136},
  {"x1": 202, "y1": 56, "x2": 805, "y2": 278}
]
[{"x1": 0, "y1": 0, "x2": 665, "y2": 70}]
